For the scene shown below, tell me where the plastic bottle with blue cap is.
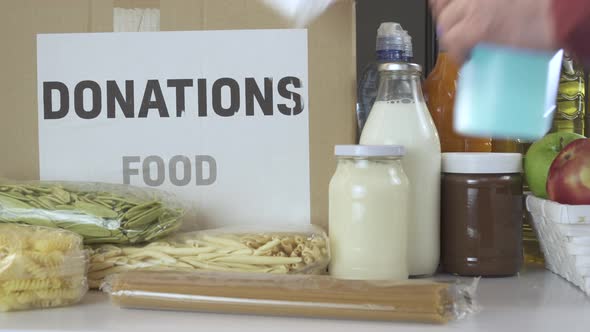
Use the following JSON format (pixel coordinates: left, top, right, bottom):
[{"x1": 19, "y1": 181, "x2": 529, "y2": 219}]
[
  {"x1": 357, "y1": 23, "x2": 414, "y2": 136},
  {"x1": 402, "y1": 30, "x2": 414, "y2": 63}
]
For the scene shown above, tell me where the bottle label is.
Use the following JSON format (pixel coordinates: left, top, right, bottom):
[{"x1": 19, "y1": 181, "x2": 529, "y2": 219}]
[
  {"x1": 550, "y1": 55, "x2": 586, "y2": 135},
  {"x1": 556, "y1": 57, "x2": 585, "y2": 120},
  {"x1": 557, "y1": 95, "x2": 584, "y2": 119},
  {"x1": 376, "y1": 49, "x2": 404, "y2": 62}
]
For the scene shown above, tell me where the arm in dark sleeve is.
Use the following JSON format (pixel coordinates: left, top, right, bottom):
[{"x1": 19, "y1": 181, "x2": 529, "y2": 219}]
[{"x1": 553, "y1": 0, "x2": 590, "y2": 62}]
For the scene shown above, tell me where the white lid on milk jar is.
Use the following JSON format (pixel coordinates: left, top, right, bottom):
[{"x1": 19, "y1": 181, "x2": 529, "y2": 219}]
[{"x1": 328, "y1": 145, "x2": 410, "y2": 280}]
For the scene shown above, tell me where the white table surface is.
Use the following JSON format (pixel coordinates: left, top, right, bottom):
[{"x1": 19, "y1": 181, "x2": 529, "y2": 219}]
[{"x1": 1, "y1": 264, "x2": 589, "y2": 332}]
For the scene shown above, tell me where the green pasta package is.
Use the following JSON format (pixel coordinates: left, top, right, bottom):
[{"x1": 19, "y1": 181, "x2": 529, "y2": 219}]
[
  {"x1": 88, "y1": 225, "x2": 330, "y2": 289},
  {"x1": 0, "y1": 224, "x2": 88, "y2": 312},
  {"x1": 0, "y1": 180, "x2": 184, "y2": 245}
]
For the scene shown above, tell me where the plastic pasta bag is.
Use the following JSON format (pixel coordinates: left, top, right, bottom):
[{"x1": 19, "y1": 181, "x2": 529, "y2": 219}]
[
  {"x1": 0, "y1": 180, "x2": 184, "y2": 245},
  {"x1": 104, "y1": 270, "x2": 479, "y2": 324},
  {"x1": 0, "y1": 224, "x2": 88, "y2": 312},
  {"x1": 88, "y1": 225, "x2": 330, "y2": 288}
]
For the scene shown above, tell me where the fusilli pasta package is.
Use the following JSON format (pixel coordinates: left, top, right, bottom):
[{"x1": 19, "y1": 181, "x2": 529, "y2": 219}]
[
  {"x1": 0, "y1": 224, "x2": 88, "y2": 312},
  {"x1": 0, "y1": 180, "x2": 184, "y2": 245},
  {"x1": 88, "y1": 225, "x2": 330, "y2": 288}
]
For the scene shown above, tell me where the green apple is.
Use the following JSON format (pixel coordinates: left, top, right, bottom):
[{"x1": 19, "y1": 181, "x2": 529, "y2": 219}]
[{"x1": 525, "y1": 132, "x2": 585, "y2": 198}]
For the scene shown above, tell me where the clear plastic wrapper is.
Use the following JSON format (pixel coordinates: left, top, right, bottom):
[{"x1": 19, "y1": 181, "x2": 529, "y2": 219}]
[
  {"x1": 88, "y1": 225, "x2": 330, "y2": 288},
  {"x1": 104, "y1": 270, "x2": 479, "y2": 324},
  {"x1": 0, "y1": 180, "x2": 184, "y2": 245},
  {"x1": 0, "y1": 224, "x2": 88, "y2": 312}
]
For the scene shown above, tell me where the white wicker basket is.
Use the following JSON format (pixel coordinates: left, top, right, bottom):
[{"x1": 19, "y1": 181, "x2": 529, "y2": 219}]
[{"x1": 526, "y1": 195, "x2": 590, "y2": 295}]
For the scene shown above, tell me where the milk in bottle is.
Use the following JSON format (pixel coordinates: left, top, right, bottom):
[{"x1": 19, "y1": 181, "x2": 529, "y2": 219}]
[{"x1": 360, "y1": 63, "x2": 441, "y2": 276}]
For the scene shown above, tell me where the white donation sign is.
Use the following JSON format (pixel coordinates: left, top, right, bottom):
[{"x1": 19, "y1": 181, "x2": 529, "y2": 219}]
[{"x1": 37, "y1": 30, "x2": 310, "y2": 228}]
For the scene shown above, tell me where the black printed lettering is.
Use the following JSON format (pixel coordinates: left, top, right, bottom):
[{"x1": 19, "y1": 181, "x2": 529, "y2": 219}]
[
  {"x1": 139, "y1": 80, "x2": 169, "y2": 118},
  {"x1": 43, "y1": 81, "x2": 69, "y2": 120},
  {"x1": 245, "y1": 78, "x2": 273, "y2": 116},
  {"x1": 212, "y1": 78, "x2": 240, "y2": 117},
  {"x1": 167, "y1": 79, "x2": 193, "y2": 117},
  {"x1": 44, "y1": 76, "x2": 306, "y2": 120},
  {"x1": 277, "y1": 77, "x2": 303, "y2": 116},
  {"x1": 197, "y1": 79, "x2": 208, "y2": 117},
  {"x1": 74, "y1": 80, "x2": 102, "y2": 120},
  {"x1": 107, "y1": 80, "x2": 134, "y2": 118}
]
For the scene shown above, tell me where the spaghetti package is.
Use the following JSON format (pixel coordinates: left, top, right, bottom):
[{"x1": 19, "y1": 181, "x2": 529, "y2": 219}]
[
  {"x1": 0, "y1": 224, "x2": 88, "y2": 312},
  {"x1": 104, "y1": 270, "x2": 479, "y2": 324},
  {"x1": 88, "y1": 225, "x2": 330, "y2": 288},
  {"x1": 0, "y1": 180, "x2": 184, "y2": 245}
]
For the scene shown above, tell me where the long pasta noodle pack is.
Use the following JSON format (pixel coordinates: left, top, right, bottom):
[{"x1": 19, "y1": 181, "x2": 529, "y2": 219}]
[
  {"x1": 0, "y1": 180, "x2": 184, "y2": 245},
  {"x1": 88, "y1": 225, "x2": 330, "y2": 288},
  {"x1": 0, "y1": 224, "x2": 88, "y2": 312},
  {"x1": 104, "y1": 270, "x2": 479, "y2": 324}
]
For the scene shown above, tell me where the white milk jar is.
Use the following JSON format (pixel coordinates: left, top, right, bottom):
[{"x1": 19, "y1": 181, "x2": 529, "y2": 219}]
[
  {"x1": 360, "y1": 63, "x2": 441, "y2": 276},
  {"x1": 329, "y1": 145, "x2": 410, "y2": 280}
]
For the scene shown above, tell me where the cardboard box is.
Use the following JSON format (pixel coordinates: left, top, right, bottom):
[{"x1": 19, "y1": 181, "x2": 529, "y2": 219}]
[{"x1": 0, "y1": 0, "x2": 357, "y2": 231}]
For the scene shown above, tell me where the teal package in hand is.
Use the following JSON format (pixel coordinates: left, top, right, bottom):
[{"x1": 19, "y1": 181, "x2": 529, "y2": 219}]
[{"x1": 454, "y1": 44, "x2": 564, "y2": 141}]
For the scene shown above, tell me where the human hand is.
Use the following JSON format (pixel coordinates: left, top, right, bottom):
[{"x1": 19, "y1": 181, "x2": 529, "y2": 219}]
[{"x1": 430, "y1": 0, "x2": 557, "y2": 64}]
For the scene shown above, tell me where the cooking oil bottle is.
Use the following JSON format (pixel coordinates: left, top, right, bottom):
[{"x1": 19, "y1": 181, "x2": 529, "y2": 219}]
[{"x1": 551, "y1": 53, "x2": 586, "y2": 135}]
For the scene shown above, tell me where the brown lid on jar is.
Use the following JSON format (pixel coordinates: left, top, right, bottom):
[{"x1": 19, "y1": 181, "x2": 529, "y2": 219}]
[{"x1": 442, "y1": 153, "x2": 523, "y2": 174}]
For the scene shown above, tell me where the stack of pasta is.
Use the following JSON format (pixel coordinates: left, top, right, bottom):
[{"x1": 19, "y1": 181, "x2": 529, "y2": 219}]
[
  {"x1": 88, "y1": 227, "x2": 330, "y2": 288},
  {"x1": 0, "y1": 224, "x2": 88, "y2": 311}
]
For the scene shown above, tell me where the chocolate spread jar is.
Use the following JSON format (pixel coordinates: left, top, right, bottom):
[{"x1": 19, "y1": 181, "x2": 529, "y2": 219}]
[{"x1": 441, "y1": 153, "x2": 523, "y2": 277}]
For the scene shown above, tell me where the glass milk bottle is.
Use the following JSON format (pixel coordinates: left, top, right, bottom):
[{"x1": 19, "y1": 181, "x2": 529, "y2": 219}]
[
  {"x1": 360, "y1": 63, "x2": 441, "y2": 276},
  {"x1": 329, "y1": 145, "x2": 410, "y2": 280}
]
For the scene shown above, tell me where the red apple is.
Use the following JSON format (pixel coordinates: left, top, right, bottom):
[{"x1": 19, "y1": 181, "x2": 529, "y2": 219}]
[{"x1": 547, "y1": 139, "x2": 590, "y2": 205}]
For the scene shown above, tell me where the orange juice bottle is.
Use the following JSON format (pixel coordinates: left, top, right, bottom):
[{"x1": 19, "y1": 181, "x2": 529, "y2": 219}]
[{"x1": 424, "y1": 51, "x2": 492, "y2": 152}]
